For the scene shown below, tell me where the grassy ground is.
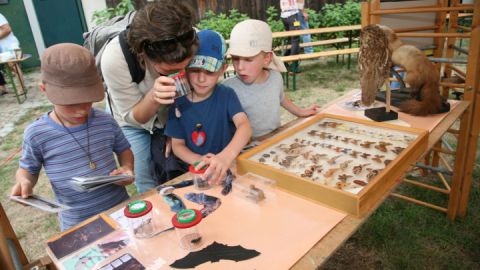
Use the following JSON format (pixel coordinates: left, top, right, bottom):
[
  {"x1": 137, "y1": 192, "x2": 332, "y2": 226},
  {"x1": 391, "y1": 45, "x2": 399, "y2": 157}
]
[{"x1": 1, "y1": 58, "x2": 479, "y2": 269}]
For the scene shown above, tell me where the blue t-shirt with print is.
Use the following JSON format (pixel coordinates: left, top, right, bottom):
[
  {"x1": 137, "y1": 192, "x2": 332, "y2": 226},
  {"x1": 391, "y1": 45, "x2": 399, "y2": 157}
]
[{"x1": 165, "y1": 84, "x2": 244, "y2": 155}]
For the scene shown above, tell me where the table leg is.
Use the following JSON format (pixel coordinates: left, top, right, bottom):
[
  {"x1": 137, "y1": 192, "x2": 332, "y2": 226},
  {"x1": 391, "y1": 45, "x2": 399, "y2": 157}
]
[
  {"x1": 4, "y1": 65, "x2": 22, "y2": 104},
  {"x1": 12, "y1": 63, "x2": 27, "y2": 96}
]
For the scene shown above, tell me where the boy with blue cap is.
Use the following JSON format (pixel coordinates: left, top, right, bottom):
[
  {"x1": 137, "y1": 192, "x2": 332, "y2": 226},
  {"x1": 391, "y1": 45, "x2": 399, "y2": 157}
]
[{"x1": 165, "y1": 30, "x2": 251, "y2": 185}]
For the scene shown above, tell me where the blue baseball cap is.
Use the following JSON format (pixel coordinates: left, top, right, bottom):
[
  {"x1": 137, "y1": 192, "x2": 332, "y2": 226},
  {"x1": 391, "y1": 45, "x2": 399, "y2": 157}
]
[{"x1": 188, "y1": 30, "x2": 226, "y2": 72}]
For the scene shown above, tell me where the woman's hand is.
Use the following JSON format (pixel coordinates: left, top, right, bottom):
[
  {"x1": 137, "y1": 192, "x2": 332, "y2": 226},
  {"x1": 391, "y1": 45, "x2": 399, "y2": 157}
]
[{"x1": 149, "y1": 76, "x2": 176, "y2": 105}]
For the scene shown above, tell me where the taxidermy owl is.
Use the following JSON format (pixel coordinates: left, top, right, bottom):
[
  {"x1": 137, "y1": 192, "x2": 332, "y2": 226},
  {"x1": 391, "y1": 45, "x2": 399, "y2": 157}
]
[
  {"x1": 379, "y1": 25, "x2": 445, "y2": 115},
  {"x1": 358, "y1": 24, "x2": 392, "y2": 106}
]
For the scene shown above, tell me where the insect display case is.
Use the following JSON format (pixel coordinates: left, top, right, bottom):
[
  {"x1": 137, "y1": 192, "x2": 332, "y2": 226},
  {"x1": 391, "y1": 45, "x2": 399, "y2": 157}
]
[{"x1": 237, "y1": 114, "x2": 428, "y2": 217}]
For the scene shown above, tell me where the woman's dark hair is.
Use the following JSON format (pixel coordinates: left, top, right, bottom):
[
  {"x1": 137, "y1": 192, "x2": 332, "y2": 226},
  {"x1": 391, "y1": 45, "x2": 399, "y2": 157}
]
[{"x1": 128, "y1": 0, "x2": 198, "y2": 64}]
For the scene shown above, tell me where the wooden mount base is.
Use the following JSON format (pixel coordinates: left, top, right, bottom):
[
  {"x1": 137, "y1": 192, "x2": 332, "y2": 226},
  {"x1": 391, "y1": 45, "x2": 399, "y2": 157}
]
[{"x1": 364, "y1": 107, "x2": 398, "y2": 122}]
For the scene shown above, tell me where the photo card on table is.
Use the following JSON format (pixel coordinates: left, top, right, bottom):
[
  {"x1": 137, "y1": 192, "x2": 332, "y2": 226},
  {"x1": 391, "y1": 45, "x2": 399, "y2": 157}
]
[{"x1": 47, "y1": 215, "x2": 115, "y2": 259}]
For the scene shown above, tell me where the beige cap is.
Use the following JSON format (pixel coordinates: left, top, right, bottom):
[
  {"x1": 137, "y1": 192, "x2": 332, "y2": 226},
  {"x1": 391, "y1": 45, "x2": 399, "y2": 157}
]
[
  {"x1": 227, "y1": 19, "x2": 287, "y2": 72},
  {"x1": 41, "y1": 43, "x2": 104, "y2": 105}
]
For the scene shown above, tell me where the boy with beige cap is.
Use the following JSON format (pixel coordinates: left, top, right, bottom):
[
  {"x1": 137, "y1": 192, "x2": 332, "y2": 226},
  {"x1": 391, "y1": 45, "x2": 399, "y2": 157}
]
[
  {"x1": 11, "y1": 43, "x2": 133, "y2": 230},
  {"x1": 223, "y1": 19, "x2": 319, "y2": 140}
]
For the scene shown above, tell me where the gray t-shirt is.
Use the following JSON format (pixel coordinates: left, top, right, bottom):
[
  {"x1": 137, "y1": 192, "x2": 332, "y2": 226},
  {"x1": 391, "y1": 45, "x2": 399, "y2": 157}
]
[{"x1": 223, "y1": 70, "x2": 284, "y2": 138}]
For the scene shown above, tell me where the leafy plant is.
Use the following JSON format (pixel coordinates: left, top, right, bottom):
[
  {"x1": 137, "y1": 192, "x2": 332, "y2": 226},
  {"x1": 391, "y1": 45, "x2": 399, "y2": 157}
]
[
  {"x1": 319, "y1": 0, "x2": 361, "y2": 39},
  {"x1": 305, "y1": 8, "x2": 322, "y2": 29},
  {"x1": 266, "y1": 6, "x2": 284, "y2": 49},
  {"x1": 196, "y1": 9, "x2": 250, "y2": 39},
  {"x1": 91, "y1": 0, "x2": 135, "y2": 25},
  {"x1": 266, "y1": 6, "x2": 284, "y2": 33}
]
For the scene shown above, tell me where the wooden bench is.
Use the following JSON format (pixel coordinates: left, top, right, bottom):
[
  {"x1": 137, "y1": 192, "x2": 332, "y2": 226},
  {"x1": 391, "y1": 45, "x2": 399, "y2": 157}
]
[
  {"x1": 223, "y1": 25, "x2": 362, "y2": 90},
  {"x1": 273, "y1": 37, "x2": 356, "y2": 53},
  {"x1": 271, "y1": 24, "x2": 362, "y2": 38},
  {"x1": 274, "y1": 25, "x2": 362, "y2": 90},
  {"x1": 280, "y1": 47, "x2": 360, "y2": 90},
  {"x1": 223, "y1": 38, "x2": 356, "y2": 80}
]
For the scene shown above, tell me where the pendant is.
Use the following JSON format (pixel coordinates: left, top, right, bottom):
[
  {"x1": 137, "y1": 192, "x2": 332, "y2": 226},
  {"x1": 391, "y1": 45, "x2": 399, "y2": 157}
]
[
  {"x1": 175, "y1": 106, "x2": 181, "y2": 118},
  {"x1": 89, "y1": 161, "x2": 96, "y2": 170},
  {"x1": 191, "y1": 123, "x2": 206, "y2": 147}
]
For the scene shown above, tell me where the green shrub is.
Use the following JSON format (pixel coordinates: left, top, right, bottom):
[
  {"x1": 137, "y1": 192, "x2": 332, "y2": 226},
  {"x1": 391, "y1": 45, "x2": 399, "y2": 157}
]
[
  {"x1": 266, "y1": 6, "x2": 284, "y2": 49},
  {"x1": 196, "y1": 9, "x2": 250, "y2": 39},
  {"x1": 305, "y1": 8, "x2": 322, "y2": 29},
  {"x1": 91, "y1": 0, "x2": 135, "y2": 25},
  {"x1": 266, "y1": 6, "x2": 284, "y2": 33},
  {"x1": 319, "y1": 0, "x2": 361, "y2": 39}
]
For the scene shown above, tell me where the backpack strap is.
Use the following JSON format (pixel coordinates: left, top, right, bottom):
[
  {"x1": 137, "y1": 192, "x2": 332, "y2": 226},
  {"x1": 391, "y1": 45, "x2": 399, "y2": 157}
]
[{"x1": 118, "y1": 30, "x2": 145, "y2": 84}]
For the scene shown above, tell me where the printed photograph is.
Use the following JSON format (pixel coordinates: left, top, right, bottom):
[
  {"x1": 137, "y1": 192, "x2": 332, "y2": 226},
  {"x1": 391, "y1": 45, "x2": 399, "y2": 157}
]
[{"x1": 48, "y1": 216, "x2": 115, "y2": 259}]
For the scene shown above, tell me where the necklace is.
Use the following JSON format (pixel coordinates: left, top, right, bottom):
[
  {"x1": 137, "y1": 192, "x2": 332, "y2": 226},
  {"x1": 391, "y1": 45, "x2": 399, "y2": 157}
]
[
  {"x1": 54, "y1": 110, "x2": 96, "y2": 169},
  {"x1": 188, "y1": 92, "x2": 214, "y2": 147}
]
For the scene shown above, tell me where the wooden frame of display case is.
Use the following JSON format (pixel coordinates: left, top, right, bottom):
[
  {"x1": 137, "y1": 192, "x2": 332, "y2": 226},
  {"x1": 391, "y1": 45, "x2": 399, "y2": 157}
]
[
  {"x1": 362, "y1": 0, "x2": 479, "y2": 220},
  {"x1": 237, "y1": 113, "x2": 428, "y2": 217}
]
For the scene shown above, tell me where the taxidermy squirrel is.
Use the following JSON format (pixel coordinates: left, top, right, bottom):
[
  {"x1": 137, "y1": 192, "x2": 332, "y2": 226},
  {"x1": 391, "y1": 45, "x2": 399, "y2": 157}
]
[{"x1": 380, "y1": 25, "x2": 444, "y2": 116}]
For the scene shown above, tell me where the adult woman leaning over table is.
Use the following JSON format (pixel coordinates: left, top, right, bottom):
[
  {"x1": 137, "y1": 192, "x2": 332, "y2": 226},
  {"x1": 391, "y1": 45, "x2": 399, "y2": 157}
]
[{"x1": 101, "y1": 0, "x2": 198, "y2": 193}]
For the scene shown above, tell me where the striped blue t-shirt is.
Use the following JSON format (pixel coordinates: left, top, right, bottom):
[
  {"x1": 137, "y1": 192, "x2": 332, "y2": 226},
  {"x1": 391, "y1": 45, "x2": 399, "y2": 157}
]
[{"x1": 20, "y1": 108, "x2": 130, "y2": 230}]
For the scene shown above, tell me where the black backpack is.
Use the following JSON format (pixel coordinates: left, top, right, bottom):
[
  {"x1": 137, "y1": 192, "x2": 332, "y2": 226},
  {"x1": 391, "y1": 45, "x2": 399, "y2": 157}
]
[{"x1": 83, "y1": 11, "x2": 145, "y2": 111}]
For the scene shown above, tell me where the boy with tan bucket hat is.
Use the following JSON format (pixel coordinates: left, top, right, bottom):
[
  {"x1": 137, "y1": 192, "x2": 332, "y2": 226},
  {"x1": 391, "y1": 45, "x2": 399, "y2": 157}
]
[
  {"x1": 11, "y1": 43, "x2": 134, "y2": 230},
  {"x1": 223, "y1": 19, "x2": 319, "y2": 140}
]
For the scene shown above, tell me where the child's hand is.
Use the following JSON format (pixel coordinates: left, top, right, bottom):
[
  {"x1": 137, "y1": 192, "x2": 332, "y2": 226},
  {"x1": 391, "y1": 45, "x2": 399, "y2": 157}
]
[
  {"x1": 150, "y1": 76, "x2": 176, "y2": 105},
  {"x1": 195, "y1": 153, "x2": 231, "y2": 186},
  {"x1": 110, "y1": 167, "x2": 134, "y2": 186},
  {"x1": 10, "y1": 179, "x2": 34, "y2": 198},
  {"x1": 299, "y1": 104, "x2": 320, "y2": 117}
]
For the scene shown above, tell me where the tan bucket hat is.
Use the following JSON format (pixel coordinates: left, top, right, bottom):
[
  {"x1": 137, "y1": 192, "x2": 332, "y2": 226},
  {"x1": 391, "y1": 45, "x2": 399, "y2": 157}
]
[
  {"x1": 41, "y1": 43, "x2": 104, "y2": 105},
  {"x1": 227, "y1": 19, "x2": 287, "y2": 72}
]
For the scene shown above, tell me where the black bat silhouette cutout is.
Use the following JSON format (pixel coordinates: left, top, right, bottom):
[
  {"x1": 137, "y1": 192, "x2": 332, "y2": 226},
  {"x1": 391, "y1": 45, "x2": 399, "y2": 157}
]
[{"x1": 170, "y1": 241, "x2": 261, "y2": 269}]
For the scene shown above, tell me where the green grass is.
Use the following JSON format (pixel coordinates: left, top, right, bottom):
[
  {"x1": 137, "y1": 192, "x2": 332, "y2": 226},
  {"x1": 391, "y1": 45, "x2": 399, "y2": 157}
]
[
  {"x1": 0, "y1": 160, "x2": 18, "y2": 199},
  {"x1": 280, "y1": 59, "x2": 360, "y2": 124},
  {"x1": 0, "y1": 106, "x2": 52, "y2": 195},
  {"x1": 295, "y1": 59, "x2": 359, "y2": 91},
  {"x1": 320, "y1": 147, "x2": 480, "y2": 269},
  {"x1": 0, "y1": 105, "x2": 52, "y2": 153}
]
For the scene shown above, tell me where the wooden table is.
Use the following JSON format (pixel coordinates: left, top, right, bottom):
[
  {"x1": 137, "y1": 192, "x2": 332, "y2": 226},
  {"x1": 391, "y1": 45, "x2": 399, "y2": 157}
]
[
  {"x1": 286, "y1": 96, "x2": 470, "y2": 268},
  {"x1": 119, "y1": 95, "x2": 470, "y2": 269},
  {"x1": 0, "y1": 54, "x2": 31, "y2": 104},
  {"x1": 45, "y1": 91, "x2": 470, "y2": 269}
]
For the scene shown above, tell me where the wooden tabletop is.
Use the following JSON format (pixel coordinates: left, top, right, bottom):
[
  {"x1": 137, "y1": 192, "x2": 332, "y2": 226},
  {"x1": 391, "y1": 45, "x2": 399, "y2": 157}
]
[
  {"x1": 48, "y1": 91, "x2": 470, "y2": 269},
  {"x1": 0, "y1": 54, "x2": 31, "y2": 65},
  {"x1": 147, "y1": 96, "x2": 469, "y2": 269},
  {"x1": 289, "y1": 98, "x2": 470, "y2": 268}
]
